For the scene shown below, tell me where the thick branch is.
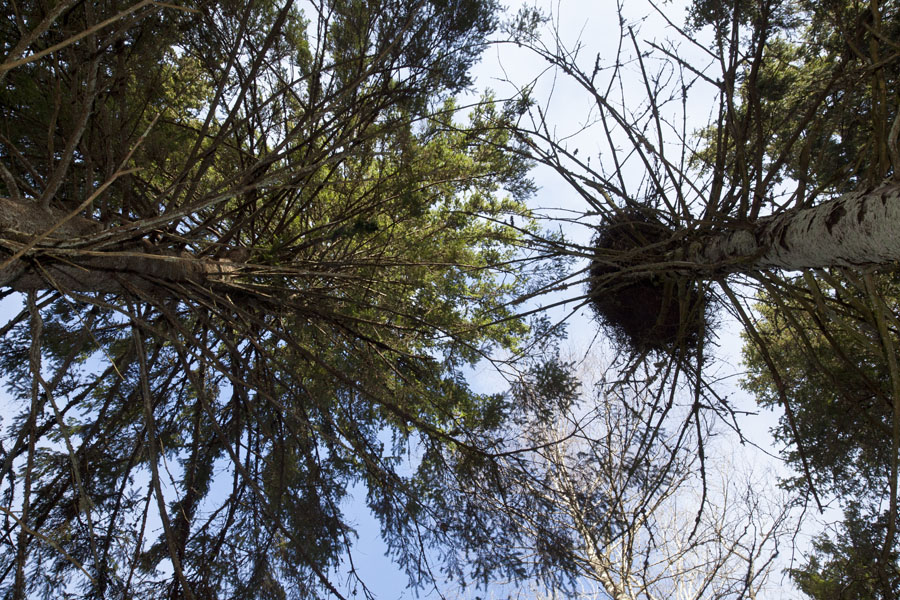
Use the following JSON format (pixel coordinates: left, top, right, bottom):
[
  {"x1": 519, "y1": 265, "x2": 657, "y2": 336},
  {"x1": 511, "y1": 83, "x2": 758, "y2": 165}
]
[{"x1": 0, "y1": 197, "x2": 239, "y2": 294}]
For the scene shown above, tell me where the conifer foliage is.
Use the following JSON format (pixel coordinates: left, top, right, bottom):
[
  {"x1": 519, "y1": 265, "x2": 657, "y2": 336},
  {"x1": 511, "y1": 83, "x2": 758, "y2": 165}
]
[{"x1": 0, "y1": 1, "x2": 561, "y2": 598}]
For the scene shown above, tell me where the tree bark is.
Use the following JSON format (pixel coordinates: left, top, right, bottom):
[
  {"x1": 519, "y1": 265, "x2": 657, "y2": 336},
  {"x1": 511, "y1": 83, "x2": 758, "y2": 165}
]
[
  {"x1": 690, "y1": 181, "x2": 900, "y2": 272},
  {"x1": 0, "y1": 197, "x2": 240, "y2": 295}
]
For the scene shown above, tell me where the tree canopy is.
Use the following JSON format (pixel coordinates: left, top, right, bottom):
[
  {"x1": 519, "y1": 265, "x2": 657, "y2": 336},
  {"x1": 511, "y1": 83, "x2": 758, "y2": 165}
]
[
  {"x1": 4, "y1": 0, "x2": 900, "y2": 598},
  {"x1": 744, "y1": 272, "x2": 900, "y2": 598},
  {"x1": 0, "y1": 1, "x2": 569, "y2": 598}
]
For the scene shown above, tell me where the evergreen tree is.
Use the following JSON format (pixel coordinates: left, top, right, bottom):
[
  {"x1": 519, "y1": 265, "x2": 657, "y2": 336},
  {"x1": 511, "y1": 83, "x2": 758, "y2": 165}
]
[{"x1": 0, "y1": 1, "x2": 565, "y2": 598}]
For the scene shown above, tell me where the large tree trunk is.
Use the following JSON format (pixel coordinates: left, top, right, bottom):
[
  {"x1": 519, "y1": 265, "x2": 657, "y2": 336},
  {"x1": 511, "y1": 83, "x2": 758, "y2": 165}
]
[
  {"x1": 0, "y1": 197, "x2": 240, "y2": 295},
  {"x1": 690, "y1": 181, "x2": 900, "y2": 271}
]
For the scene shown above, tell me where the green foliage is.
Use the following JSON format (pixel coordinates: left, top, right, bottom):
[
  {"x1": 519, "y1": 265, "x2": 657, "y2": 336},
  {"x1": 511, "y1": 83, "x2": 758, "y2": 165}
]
[
  {"x1": 407, "y1": 354, "x2": 587, "y2": 590},
  {"x1": 687, "y1": 0, "x2": 802, "y2": 40},
  {"x1": 0, "y1": 1, "x2": 569, "y2": 598},
  {"x1": 689, "y1": 0, "x2": 900, "y2": 212},
  {"x1": 742, "y1": 271, "x2": 900, "y2": 595},
  {"x1": 791, "y1": 504, "x2": 900, "y2": 600},
  {"x1": 742, "y1": 276, "x2": 897, "y2": 499}
]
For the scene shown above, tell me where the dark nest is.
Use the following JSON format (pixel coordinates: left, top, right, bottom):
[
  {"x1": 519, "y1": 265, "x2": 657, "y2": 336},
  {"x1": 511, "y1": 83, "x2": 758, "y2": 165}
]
[{"x1": 588, "y1": 208, "x2": 711, "y2": 354}]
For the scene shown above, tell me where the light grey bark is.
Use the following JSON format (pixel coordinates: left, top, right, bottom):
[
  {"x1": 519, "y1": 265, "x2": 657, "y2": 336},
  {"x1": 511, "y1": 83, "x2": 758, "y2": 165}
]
[
  {"x1": 690, "y1": 181, "x2": 900, "y2": 271},
  {"x1": 0, "y1": 197, "x2": 240, "y2": 294}
]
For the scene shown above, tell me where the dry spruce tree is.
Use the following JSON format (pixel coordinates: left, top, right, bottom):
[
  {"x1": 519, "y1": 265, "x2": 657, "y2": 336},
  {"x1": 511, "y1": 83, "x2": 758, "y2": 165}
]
[{"x1": 493, "y1": 0, "x2": 900, "y2": 596}]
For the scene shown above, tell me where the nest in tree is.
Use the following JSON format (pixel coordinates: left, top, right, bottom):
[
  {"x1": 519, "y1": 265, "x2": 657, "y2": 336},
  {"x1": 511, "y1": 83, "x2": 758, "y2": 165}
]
[{"x1": 588, "y1": 209, "x2": 710, "y2": 354}]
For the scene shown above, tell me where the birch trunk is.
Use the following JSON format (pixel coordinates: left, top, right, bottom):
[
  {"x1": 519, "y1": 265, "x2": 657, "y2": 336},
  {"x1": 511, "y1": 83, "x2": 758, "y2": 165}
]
[
  {"x1": 0, "y1": 197, "x2": 241, "y2": 295},
  {"x1": 690, "y1": 181, "x2": 900, "y2": 271}
]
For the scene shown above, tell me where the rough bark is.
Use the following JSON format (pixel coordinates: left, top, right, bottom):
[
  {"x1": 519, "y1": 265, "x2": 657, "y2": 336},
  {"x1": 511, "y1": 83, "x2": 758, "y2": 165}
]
[
  {"x1": 690, "y1": 181, "x2": 900, "y2": 272},
  {"x1": 0, "y1": 197, "x2": 240, "y2": 295}
]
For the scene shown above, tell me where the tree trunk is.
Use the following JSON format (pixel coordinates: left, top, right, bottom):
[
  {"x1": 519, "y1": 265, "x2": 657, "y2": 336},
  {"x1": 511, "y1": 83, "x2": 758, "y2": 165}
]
[
  {"x1": 0, "y1": 197, "x2": 240, "y2": 295},
  {"x1": 689, "y1": 181, "x2": 900, "y2": 271}
]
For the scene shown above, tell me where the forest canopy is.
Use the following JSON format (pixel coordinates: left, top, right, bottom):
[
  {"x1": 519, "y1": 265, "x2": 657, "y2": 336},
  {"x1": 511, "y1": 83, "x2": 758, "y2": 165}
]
[
  {"x1": 2, "y1": 0, "x2": 900, "y2": 599},
  {"x1": 0, "y1": 0, "x2": 569, "y2": 597}
]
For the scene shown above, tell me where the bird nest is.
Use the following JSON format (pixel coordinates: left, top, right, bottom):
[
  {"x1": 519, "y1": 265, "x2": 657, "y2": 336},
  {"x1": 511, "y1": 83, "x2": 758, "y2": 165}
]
[{"x1": 588, "y1": 208, "x2": 710, "y2": 354}]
